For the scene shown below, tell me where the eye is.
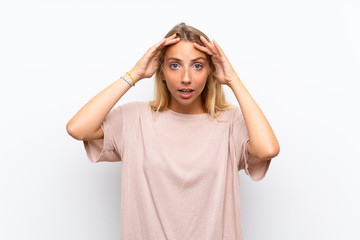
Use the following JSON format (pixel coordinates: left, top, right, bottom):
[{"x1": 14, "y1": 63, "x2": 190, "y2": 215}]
[
  {"x1": 170, "y1": 63, "x2": 179, "y2": 69},
  {"x1": 193, "y1": 64, "x2": 203, "y2": 70}
]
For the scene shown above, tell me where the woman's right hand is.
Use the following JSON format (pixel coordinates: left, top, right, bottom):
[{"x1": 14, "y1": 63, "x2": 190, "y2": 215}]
[{"x1": 129, "y1": 34, "x2": 181, "y2": 82}]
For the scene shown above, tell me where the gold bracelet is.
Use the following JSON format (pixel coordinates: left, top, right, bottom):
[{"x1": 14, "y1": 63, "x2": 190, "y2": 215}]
[{"x1": 126, "y1": 72, "x2": 136, "y2": 86}]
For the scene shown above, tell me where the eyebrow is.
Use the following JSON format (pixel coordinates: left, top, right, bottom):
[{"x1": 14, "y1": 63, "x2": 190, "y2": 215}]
[{"x1": 166, "y1": 57, "x2": 206, "y2": 62}]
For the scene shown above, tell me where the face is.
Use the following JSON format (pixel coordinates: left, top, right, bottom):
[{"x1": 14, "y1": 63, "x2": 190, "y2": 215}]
[{"x1": 162, "y1": 40, "x2": 210, "y2": 114}]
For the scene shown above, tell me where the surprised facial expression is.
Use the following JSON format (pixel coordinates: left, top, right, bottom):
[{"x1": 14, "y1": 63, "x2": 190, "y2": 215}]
[{"x1": 162, "y1": 40, "x2": 210, "y2": 114}]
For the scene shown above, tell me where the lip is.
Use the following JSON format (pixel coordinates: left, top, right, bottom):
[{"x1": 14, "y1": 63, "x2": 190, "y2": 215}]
[
  {"x1": 178, "y1": 88, "x2": 193, "y2": 91},
  {"x1": 178, "y1": 89, "x2": 194, "y2": 99}
]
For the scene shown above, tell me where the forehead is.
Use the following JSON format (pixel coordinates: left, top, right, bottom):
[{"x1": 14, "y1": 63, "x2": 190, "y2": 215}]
[{"x1": 164, "y1": 40, "x2": 207, "y2": 61}]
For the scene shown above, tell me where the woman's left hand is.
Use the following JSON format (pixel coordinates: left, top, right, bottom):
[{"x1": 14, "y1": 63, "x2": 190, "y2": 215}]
[{"x1": 193, "y1": 36, "x2": 239, "y2": 86}]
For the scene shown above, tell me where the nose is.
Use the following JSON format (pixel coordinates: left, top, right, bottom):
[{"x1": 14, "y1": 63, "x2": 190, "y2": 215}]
[{"x1": 181, "y1": 68, "x2": 191, "y2": 84}]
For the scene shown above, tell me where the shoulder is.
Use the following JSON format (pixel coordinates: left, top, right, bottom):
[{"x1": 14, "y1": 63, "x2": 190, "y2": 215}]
[
  {"x1": 216, "y1": 106, "x2": 243, "y2": 122},
  {"x1": 118, "y1": 101, "x2": 149, "y2": 111},
  {"x1": 112, "y1": 101, "x2": 150, "y2": 118}
]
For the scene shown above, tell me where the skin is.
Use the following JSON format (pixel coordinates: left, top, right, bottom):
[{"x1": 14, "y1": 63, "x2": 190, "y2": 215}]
[
  {"x1": 194, "y1": 36, "x2": 280, "y2": 164},
  {"x1": 66, "y1": 33, "x2": 279, "y2": 171},
  {"x1": 132, "y1": 34, "x2": 280, "y2": 163},
  {"x1": 162, "y1": 40, "x2": 210, "y2": 114}
]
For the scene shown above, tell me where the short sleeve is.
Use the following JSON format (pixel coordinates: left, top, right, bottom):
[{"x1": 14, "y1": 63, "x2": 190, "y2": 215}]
[
  {"x1": 83, "y1": 105, "x2": 123, "y2": 163},
  {"x1": 231, "y1": 107, "x2": 271, "y2": 181}
]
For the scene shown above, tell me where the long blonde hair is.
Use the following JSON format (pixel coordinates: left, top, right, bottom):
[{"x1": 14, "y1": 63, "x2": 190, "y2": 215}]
[{"x1": 149, "y1": 23, "x2": 233, "y2": 118}]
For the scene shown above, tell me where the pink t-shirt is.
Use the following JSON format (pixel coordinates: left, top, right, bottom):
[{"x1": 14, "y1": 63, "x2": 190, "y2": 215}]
[{"x1": 83, "y1": 101, "x2": 271, "y2": 239}]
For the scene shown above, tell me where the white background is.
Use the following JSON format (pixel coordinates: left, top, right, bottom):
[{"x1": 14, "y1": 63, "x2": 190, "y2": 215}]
[{"x1": 1, "y1": 0, "x2": 359, "y2": 239}]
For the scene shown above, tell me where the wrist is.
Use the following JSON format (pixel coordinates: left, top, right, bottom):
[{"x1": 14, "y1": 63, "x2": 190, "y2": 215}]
[
  {"x1": 226, "y1": 77, "x2": 242, "y2": 90},
  {"x1": 128, "y1": 68, "x2": 142, "y2": 83}
]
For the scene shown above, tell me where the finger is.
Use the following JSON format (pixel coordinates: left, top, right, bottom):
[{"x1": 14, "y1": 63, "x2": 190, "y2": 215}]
[
  {"x1": 145, "y1": 39, "x2": 166, "y2": 58},
  {"x1": 211, "y1": 39, "x2": 222, "y2": 56},
  {"x1": 200, "y1": 36, "x2": 217, "y2": 55},
  {"x1": 212, "y1": 39, "x2": 227, "y2": 60},
  {"x1": 166, "y1": 33, "x2": 177, "y2": 39},
  {"x1": 163, "y1": 33, "x2": 178, "y2": 43},
  {"x1": 151, "y1": 34, "x2": 178, "y2": 53},
  {"x1": 193, "y1": 42, "x2": 214, "y2": 56},
  {"x1": 153, "y1": 38, "x2": 167, "y2": 49},
  {"x1": 164, "y1": 37, "x2": 181, "y2": 46},
  {"x1": 149, "y1": 36, "x2": 180, "y2": 58},
  {"x1": 156, "y1": 33, "x2": 177, "y2": 47},
  {"x1": 152, "y1": 34, "x2": 177, "y2": 51}
]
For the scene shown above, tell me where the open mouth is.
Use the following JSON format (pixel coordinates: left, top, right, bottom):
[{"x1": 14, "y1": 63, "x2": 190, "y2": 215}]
[
  {"x1": 178, "y1": 89, "x2": 194, "y2": 99},
  {"x1": 179, "y1": 89, "x2": 194, "y2": 93}
]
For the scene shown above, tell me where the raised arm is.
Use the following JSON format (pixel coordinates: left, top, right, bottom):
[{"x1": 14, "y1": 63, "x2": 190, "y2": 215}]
[
  {"x1": 66, "y1": 34, "x2": 180, "y2": 141},
  {"x1": 194, "y1": 36, "x2": 280, "y2": 161},
  {"x1": 66, "y1": 75, "x2": 133, "y2": 141}
]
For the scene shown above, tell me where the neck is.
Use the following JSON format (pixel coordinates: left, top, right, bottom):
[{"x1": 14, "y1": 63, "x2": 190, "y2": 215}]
[{"x1": 168, "y1": 101, "x2": 206, "y2": 114}]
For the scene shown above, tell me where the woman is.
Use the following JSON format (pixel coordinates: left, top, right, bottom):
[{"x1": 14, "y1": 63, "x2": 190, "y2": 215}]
[{"x1": 66, "y1": 23, "x2": 280, "y2": 239}]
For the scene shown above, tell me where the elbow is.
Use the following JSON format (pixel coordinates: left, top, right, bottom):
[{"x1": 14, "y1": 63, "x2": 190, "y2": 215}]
[
  {"x1": 252, "y1": 143, "x2": 280, "y2": 160},
  {"x1": 66, "y1": 121, "x2": 84, "y2": 140},
  {"x1": 268, "y1": 144, "x2": 280, "y2": 158},
  {"x1": 263, "y1": 143, "x2": 280, "y2": 160}
]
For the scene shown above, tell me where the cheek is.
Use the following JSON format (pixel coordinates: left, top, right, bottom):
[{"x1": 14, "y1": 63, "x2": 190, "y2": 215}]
[
  {"x1": 163, "y1": 68, "x2": 176, "y2": 80},
  {"x1": 199, "y1": 71, "x2": 210, "y2": 84},
  {"x1": 164, "y1": 75, "x2": 177, "y2": 87},
  {"x1": 200, "y1": 65, "x2": 211, "y2": 77},
  {"x1": 163, "y1": 74, "x2": 178, "y2": 91}
]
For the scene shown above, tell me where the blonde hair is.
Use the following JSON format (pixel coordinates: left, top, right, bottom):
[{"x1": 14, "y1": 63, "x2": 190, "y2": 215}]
[{"x1": 149, "y1": 22, "x2": 233, "y2": 118}]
